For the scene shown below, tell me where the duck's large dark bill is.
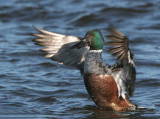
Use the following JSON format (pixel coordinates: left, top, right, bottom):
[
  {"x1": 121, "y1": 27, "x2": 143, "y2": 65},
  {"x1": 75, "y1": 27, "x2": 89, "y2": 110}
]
[{"x1": 70, "y1": 41, "x2": 86, "y2": 49}]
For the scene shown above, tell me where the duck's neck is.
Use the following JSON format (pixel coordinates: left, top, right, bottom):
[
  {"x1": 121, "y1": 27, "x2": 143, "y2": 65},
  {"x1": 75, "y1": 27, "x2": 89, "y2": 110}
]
[{"x1": 84, "y1": 50, "x2": 111, "y2": 75}]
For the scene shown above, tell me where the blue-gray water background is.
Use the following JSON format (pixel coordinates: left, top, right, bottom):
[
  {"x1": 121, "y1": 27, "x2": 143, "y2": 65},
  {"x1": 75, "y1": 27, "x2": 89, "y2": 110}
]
[{"x1": 0, "y1": 0, "x2": 160, "y2": 118}]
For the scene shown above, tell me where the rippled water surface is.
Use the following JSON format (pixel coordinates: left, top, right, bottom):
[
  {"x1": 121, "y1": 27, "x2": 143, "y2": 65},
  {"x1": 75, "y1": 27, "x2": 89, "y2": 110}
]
[{"x1": 0, "y1": 0, "x2": 160, "y2": 118}]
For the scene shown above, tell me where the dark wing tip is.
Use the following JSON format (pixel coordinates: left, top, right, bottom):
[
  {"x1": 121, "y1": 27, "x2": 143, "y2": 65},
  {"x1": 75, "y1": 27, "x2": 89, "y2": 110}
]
[
  {"x1": 32, "y1": 25, "x2": 39, "y2": 30},
  {"x1": 32, "y1": 25, "x2": 41, "y2": 32}
]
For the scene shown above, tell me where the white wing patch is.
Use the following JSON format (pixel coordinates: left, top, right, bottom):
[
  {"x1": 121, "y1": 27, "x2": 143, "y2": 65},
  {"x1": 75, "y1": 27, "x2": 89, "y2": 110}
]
[
  {"x1": 127, "y1": 51, "x2": 135, "y2": 67},
  {"x1": 112, "y1": 69, "x2": 127, "y2": 99}
]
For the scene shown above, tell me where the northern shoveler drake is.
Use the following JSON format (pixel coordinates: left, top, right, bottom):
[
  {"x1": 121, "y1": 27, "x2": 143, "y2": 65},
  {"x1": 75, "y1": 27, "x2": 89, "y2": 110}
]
[{"x1": 32, "y1": 26, "x2": 137, "y2": 111}]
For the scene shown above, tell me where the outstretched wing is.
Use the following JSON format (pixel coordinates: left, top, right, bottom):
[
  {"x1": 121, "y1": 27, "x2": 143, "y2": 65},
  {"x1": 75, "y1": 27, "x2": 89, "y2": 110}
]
[
  {"x1": 106, "y1": 27, "x2": 136, "y2": 96},
  {"x1": 32, "y1": 26, "x2": 89, "y2": 72},
  {"x1": 105, "y1": 28, "x2": 130, "y2": 61}
]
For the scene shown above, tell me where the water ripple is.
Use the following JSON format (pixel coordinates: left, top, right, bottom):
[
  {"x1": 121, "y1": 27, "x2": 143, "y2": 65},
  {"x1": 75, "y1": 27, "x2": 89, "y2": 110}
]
[{"x1": 0, "y1": 0, "x2": 160, "y2": 118}]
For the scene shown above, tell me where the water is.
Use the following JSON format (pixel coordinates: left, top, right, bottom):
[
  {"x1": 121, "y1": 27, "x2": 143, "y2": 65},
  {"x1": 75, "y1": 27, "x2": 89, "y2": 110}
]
[{"x1": 0, "y1": 0, "x2": 160, "y2": 118}]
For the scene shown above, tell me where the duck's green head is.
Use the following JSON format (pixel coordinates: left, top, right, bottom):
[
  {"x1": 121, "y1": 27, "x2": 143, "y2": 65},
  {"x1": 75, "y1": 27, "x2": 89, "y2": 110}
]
[
  {"x1": 85, "y1": 29, "x2": 104, "y2": 50},
  {"x1": 71, "y1": 29, "x2": 104, "y2": 50}
]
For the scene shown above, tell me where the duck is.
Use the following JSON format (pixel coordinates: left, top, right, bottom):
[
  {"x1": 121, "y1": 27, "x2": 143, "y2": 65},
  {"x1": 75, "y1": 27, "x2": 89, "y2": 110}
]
[{"x1": 32, "y1": 26, "x2": 137, "y2": 111}]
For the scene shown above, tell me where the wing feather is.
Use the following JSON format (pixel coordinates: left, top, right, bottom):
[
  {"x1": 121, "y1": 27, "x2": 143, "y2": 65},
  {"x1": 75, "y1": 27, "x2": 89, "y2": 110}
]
[
  {"x1": 105, "y1": 29, "x2": 129, "y2": 61},
  {"x1": 106, "y1": 27, "x2": 136, "y2": 96},
  {"x1": 32, "y1": 26, "x2": 89, "y2": 72}
]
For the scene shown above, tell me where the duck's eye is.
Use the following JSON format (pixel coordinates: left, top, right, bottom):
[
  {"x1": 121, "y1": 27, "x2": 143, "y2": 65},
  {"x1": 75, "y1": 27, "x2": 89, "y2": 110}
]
[{"x1": 90, "y1": 34, "x2": 94, "y2": 37}]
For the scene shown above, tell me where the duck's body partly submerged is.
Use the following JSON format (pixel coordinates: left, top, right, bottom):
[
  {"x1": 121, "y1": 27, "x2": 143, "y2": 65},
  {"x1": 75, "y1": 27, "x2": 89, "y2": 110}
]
[
  {"x1": 83, "y1": 50, "x2": 136, "y2": 111},
  {"x1": 32, "y1": 27, "x2": 137, "y2": 111}
]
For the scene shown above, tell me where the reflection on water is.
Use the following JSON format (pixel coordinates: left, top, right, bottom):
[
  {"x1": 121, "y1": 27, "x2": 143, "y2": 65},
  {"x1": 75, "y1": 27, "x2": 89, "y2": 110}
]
[{"x1": 0, "y1": 0, "x2": 160, "y2": 118}]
